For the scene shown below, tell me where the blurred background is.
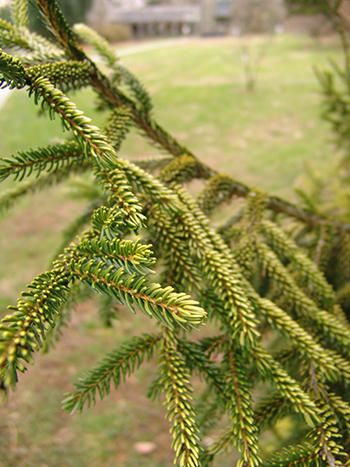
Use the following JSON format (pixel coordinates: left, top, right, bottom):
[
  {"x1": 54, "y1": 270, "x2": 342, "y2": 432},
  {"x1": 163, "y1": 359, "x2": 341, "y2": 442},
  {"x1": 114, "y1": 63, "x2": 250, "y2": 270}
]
[{"x1": 0, "y1": 1, "x2": 348, "y2": 466}]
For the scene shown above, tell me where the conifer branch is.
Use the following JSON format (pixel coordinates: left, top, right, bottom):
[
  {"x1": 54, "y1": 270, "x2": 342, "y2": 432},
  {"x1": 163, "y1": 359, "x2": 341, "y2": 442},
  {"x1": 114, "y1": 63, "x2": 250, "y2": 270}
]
[
  {"x1": 199, "y1": 249, "x2": 259, "y2": 345},
  {"x1": 157, "y1": 329, "x2": 201, "y2": 467},
  {"x1": 198, "y1": 174, "x2": 241, "y2": 215},
  {"x1": 0, "y1": 141, "x2": 86, "y2": 182},
  {"x1": 33, "y1": 2, "x2": 202, "y2": 159},
  {"x1": 40, "y1": 303, "x2": 70, "y2": 354},
  {"x1": 197, "y1": 172, "x2": 350, "y2": 234},
  {"x1": 91, "y1": 206, "x2": 127, "y2": 239},
  {"x1": 172, "y1": 184, "x2": 260, "y2": 346},
  {"x1": 114, "y1": 64, "x2": 153, "y2": 114},
  {"x1": 332, "y1": 232, "x2": 350, "y2": 290},
  {"x1": 201, "y1": 346, "x2": 261, "y2": 467},
  {"x1": 73, "y1": 23, "x2": 118, "y2": 68},
  {"x1": 154, "y1": 187, "x2": 333, "y2": 431},
  {"x1": 156, "y1": 195, "x2": 259, "y2": 342},
  {"x1": 217, "y1": 211, "x2": 250, "y2": 243},
  {"x1": 232, "y1": 190, "x2": 266, "y2": 276},
  {"x1": 223, "y1": 346, "x2": 261, "y2": 467},
  {"x1": 0, "y1": 18, "x2": 32, "y2": 50},
  {"x1": 73, "y1": 23, "x2": 151, "y2": 120},
  {"x1": 263, "y1": 407, "x2": 348, "y2": 467},
  {"x1": 159, "y1": 154, "x2": 203, "y2": 184},
  {"x1": 69, "y1": 255, "x2": 206, "y2": 330},
  {"x1": 252, "y1": 346, "x2": 322, "y2": 426},
  {"x1": 62, "y1": 333, "x2": 160, "y2": 413},
  {"x1": 267, "y1": 194, "x2": 350, "y2": 233},
  {"x1": 11, "y1": 0, "x2": 28, "y2": 28},
  {"x1": 326, "y1": 393, "x2": 350, "y2": 448},
  {"x1": 133, "y1": 110, "x2": 196, "y2": 159},
  {"x1": 0, "y1": 48, "x2": 28, "y2": 88},
  {"x1": 161, "y1": 243, "x2": 203, "y2": 293},
  {"x1": 103, "y1": 106, "x2": 132, "y2": 151},
  {"x1": 171, "y1": 183, "x2": 242, "y2": 276},
  {"x1": 148, "y1": 209, "x2": 204, "y2": 292},
  {"x1": 28, "y1": 75, "x2": 117, "y2": 166},
  {"x1": 313, "y1": 225, "x2": 334, "y2": 270},
  {"x1": 177, "y1": 339, "x2": 226, "y2": 403},
  {"x1": 256, "y1": 242, "x2": 350, "y2": 354},
  {"x1": 76, "y1": 236, "x2": 156, "y2": 276},
  {"x1": 134, "y1": 155, "x2": 174, "y2": 171},
  {"x1": 17, "y1": 28, "x2": 65, "y2": 63},
  {"x1": 200, "y1": 334, "x2": 228, "y2": 358},
  {"x1": 260, "y1": 219, "x2": 335, "y2": 307},
  {"x1": 255, "y1": 297, "x2": 350, "y2": 383},
  {"x1": 29, "y1": 3, "x2": 350, "y2": 234},
  {"x1": 0, "y1": 18, "x2": 64, "y2": 63},
  {"x1": 27, "y1": 61, "x2": 92, "y2": 92},
  {"x1": 2, "y1": 2, "x2": 350, "y2": 462},
  {"x1": 106, "y1": 158, "x2": 181, "y2": 215},
  {"x1": 261, "y1": 443, "x2": 322, "y2": 467},
  {"x1": 254, "y1": 393, "x2": 293, "y2": 432},
  {"x1": 9, "y1": 66, "x2": 146, "y2": 230},
  {"x1": 34, "y1": 0, "x2": 85, "y2": 61},
  {"x1": 0, "y1": 268, "x2": 71, "y2": 389},
  {"x1": 233, "y1": 235, "x2": 257, "y2": 277},
  {"x1": 94, "y1": 167, "x2": 146, "y2": 230}
]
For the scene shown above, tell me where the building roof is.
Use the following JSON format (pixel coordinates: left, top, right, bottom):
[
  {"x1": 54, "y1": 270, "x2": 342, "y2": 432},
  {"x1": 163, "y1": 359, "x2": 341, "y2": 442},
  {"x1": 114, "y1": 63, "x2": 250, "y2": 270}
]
[{"x1": 110, "y1": 5, "x2": 201, "y2": 24}]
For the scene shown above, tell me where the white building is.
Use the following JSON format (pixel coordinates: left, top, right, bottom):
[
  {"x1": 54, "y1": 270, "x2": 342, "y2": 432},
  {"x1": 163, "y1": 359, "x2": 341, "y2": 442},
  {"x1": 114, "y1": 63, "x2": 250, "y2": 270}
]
[
  {"x1": 87, "y1": 0, "x2": 286, "y2": 38},
  {"x1": 110, "y1": 0, "x2": 146, "y2": 9},
  {"x1": 88, "y1": 0, "x2": 201, "y2": 37}
]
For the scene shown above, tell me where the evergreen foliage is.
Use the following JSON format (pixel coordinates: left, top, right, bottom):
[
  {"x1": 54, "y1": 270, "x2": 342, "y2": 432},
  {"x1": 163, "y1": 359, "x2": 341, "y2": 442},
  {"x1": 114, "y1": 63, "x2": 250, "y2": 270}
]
[
  {"x1": 286, "y1": 0, "x2": 343, "y2": 22},
  {"x1": 289, "y1": 3, "x2": 350, "y2": 314},
  {"x1": 1, "y1": 1, "x2": 350, "y2": 466},
  {"x1": 28, "y1": 0, "x2": 93, "y2": 38}
]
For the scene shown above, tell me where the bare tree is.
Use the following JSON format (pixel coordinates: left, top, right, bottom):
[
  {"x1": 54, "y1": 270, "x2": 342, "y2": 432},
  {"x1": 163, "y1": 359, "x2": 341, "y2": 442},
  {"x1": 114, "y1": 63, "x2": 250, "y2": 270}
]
[
  {"x1": 231, "y1": 0, "x2": 286, "y2": 35},
  {"x1": 231, "y1": 0, "x2": 286, "y2": 91}
]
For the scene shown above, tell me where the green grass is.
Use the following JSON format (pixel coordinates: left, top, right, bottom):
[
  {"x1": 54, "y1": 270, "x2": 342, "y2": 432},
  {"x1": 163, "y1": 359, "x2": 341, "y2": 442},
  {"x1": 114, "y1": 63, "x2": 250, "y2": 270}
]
[
  {"x1": 118, "y1": 34, "x2": 339, "y2": 195},
  {"x1": 0, "y1": 33, "x2": 344, "y2": 466}
]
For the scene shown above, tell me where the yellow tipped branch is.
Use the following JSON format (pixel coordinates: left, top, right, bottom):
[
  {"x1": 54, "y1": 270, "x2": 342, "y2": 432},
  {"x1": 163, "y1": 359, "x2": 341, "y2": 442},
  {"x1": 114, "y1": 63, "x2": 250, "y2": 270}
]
[
  {"x1": 157, "y1": 329, "x2": 202, "y2": 467},
  {"x1": 0, "y1": 269, "x2": 71, "y2": 389},
  {"x1": 260, "y1": 219, "x2": 335, "y2": 307}
]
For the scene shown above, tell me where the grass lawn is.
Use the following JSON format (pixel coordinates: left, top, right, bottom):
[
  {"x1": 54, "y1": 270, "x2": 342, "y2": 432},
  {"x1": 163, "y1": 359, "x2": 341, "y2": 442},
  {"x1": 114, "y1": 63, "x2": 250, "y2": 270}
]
[
  {"x1": 119, "y1": 34, "x2": 339, "y2": 194},
  {"x1": 0, "y1": 33, "x2": 343, "y2": 466}
]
